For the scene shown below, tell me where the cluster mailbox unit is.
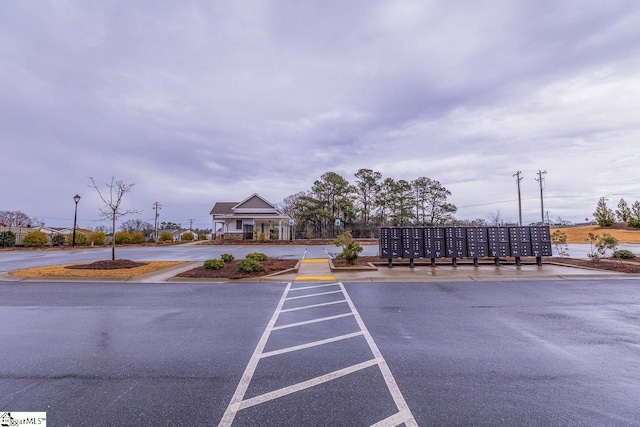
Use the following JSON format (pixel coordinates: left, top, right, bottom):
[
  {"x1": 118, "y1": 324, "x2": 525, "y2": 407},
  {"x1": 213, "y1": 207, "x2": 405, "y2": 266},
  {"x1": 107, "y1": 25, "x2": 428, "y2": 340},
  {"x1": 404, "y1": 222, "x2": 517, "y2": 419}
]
[{"x1": 380, "y1": 226, "x2": 552, "y2": 267}]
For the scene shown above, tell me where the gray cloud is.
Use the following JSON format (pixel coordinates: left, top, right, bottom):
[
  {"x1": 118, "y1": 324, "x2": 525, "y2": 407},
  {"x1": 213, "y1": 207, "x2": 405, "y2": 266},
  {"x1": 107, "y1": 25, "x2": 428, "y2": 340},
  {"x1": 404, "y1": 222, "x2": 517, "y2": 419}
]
[{"x1": 2, "y1": 1, "x2": 639, "y2": 229}]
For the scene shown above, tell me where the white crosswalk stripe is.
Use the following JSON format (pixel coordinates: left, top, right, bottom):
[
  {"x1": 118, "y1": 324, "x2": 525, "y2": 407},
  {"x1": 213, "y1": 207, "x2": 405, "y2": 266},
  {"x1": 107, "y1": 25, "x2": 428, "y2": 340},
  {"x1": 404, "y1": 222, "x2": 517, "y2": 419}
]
[{"x1": 218, "y1": 281, "x2": 417, "y2": 426}]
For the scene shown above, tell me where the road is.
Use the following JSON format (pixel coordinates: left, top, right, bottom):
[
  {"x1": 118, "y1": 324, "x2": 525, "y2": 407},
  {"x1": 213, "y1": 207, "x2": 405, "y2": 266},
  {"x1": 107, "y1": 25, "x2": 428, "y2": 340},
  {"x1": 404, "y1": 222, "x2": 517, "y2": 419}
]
[{"x1": 1, "y1": 279, "x2": 639, "y2": 426}]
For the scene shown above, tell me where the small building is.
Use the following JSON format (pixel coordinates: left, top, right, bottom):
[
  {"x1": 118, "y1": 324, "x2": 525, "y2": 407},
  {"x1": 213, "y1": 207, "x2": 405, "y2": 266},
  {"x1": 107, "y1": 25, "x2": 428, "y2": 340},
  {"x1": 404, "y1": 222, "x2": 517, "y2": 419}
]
[{"x1": 210, "y1": 193, "x2": 291, "y2": 240}]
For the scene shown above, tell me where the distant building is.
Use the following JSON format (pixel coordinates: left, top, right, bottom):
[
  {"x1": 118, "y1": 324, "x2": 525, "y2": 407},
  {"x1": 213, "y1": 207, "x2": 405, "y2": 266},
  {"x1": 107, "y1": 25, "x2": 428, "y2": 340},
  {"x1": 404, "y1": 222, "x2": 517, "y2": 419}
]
[{"x1": 210, "y1": 193, "x2": 291, "y2": 240}]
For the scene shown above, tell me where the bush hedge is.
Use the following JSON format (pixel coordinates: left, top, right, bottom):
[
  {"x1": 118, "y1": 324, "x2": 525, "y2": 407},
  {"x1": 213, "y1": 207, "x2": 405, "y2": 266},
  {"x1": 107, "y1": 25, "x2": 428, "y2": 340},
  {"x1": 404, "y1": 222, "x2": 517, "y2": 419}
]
[
  {"x1": 612, "y1": 249, "x2": 636, "y2": 259},
  {"x1": 52, "y1": 233, "x2": 65, "y2": 246},
  {"x1": 130, "y1": 231, "x2": 145, "y2": 244},
  {"x1": 159, "y1": 231, "x2": 174, "y2": 242},
  {"x1": 237, "y1": 258, "x2": 263, "y2": 273},
  {"x1": 204, "y1": 259, "x2": 225, "y2": 270},
  {"x1": 0, "y1": 231, "x2": 16, "y2": 247},
  {"x1": 23, "y1": 230, "x2": 48, "y2": 247},
  {"x1": 246, "y1": 252, "x2": 268, "y2": 262},
  {"x1": 66, "y1": 232, "x2": 87, "y2": 246},
  {"x1": 114, "y1": 231, "x2": 132, "y2": 244},
  {"x1": 92, "y1": 231, "x2": 106, "y2": 245},
  {"x1": 221, "y1": 253, "x2": 235, "y2": 263}
]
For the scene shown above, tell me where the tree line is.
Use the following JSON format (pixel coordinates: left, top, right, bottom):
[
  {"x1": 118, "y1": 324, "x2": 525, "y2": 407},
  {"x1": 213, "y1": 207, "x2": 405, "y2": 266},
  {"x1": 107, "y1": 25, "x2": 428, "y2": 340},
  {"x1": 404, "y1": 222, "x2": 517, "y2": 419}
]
[
  {"x1": 594, "y1": 197, "x2": 640, "y2": 227},
  {"x1": 278, "y1": 169, "x2": 459, "y2": 239}
]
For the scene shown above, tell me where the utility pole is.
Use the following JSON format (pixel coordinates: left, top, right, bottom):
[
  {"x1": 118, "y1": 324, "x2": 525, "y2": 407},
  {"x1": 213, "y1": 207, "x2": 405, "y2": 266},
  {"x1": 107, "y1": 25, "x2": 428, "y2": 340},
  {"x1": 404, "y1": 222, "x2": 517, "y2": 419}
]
[
  {"x1": 536, "y1": 170, "x2": 547, "y2": 225},
  {"x1": 513, "y1": 171, "x2": 523, "y2": 226},
  {"x1": 188, "y1": 218, "x2": 195, "y2": 231},
  {"x1": 152, "y1": 202, "x2": 162, "y2": 240}
]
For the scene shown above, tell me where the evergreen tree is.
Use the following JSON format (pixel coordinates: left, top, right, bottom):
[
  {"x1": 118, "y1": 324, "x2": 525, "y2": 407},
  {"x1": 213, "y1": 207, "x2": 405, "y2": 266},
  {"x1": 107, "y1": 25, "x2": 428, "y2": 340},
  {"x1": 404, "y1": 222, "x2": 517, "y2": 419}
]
[
  {"x1": 616, "y1": 198, "x2": 631, "y2": 222},
  {"x1": 593, "y1": 197, "x2": 615, "y2": 226}
]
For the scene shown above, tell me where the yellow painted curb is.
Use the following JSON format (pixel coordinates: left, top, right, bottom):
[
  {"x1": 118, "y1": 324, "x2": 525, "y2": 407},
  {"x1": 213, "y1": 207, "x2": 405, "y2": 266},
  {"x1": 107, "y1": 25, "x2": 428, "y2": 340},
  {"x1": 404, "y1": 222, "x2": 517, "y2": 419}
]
[
  {"x1": 294, "y1": 276, "x2": 335, "y2": 281},
  {"x1": 301, "y1": 259, "x2": 330, "y2": 263}
]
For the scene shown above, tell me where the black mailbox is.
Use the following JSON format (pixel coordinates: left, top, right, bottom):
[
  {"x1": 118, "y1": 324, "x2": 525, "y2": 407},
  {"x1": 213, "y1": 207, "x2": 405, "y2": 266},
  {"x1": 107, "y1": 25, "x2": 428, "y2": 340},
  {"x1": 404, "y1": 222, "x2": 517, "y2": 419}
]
[
  {"x1": 509, "y1": 226, "x2": 532, "y2": 257},
  {"x1": 424, "y1": 227, "x2": 446, "y2": 258},
  {"x1": 530, "y1": 226, "x2": 552, "y2": 257},
  {"x1": 380, "y1": 228, "x2": 401, "y2": 258},
  {"x1": 466, "y1": 227, "x2": 489, "y2": 258},
  {"x1": 487, "y1": 227, "x2": 510, "y2": 257},
  {"x1": 402, "y1": 227, "x2": 424, "y2": 258},
  {"x1": 445, "y1": 227, "x2": 467, "y2": 258}
]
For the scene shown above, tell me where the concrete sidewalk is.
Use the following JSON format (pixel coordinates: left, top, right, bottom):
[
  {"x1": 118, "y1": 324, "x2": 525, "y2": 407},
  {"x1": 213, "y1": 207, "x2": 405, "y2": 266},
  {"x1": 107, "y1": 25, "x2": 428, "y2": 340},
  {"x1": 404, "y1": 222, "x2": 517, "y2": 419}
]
[{"x1": 258, "y1": 259, "x2": 630, "y2": 283}]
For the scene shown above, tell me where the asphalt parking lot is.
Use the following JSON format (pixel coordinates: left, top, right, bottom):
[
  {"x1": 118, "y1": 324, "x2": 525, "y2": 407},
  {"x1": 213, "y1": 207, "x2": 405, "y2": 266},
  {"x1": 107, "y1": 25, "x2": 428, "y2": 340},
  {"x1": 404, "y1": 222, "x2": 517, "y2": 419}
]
[{"x1": 1, "y1": 278, "x2": 639, "y2": 426}]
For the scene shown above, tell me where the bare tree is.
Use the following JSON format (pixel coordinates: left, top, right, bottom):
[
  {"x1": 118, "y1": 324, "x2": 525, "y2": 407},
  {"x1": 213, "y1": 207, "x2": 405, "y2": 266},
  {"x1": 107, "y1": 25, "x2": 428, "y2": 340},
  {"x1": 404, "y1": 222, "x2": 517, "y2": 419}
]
[
  {"x1": 0, "y1": 210, "x2": 38, "y2": 226},
  {"x1": 89, "y1": 176, "x2": 141, "y2": 260},
  {"x1": 120, "y1": 219, "x2": 153, "y2": 234},
  {"x1": 487, "y1": 208, "x2": 502, "y2": 226}
]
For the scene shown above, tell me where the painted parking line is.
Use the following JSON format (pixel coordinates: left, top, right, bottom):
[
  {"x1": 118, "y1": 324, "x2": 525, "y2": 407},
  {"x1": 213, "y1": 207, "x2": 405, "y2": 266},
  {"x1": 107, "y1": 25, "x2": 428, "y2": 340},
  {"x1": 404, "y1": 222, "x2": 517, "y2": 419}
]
[
  {"x1": 218, "y1": 282, "x2": 417, "y2": 426},
  {"x1": 338, "y1": 282, "x2": 417, "y2": 426},
  {"x1": 217, "y1": 282, "x2": 293, "y2": 427}
]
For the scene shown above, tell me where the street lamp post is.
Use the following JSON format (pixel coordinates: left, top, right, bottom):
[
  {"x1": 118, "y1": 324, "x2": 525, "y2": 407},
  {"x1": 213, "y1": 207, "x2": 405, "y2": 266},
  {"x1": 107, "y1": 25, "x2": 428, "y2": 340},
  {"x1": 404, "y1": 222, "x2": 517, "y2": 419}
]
[{"x1": 72, "y1": 194, "x2": 81, "y2": 247}]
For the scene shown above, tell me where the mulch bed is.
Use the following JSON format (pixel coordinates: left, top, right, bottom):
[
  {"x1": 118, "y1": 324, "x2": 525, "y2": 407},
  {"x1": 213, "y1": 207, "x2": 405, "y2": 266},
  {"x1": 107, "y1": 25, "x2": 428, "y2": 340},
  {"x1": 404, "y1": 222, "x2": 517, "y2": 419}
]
[
  {"x1": 549, "y1": 257, "x2": 640, "y2": 273},
  {"x1": 65, "y1": 259, "x2": 148, "y2": 270},
  {"x1": 177, "y1": 259, "x2": 298, "y2": 279}
]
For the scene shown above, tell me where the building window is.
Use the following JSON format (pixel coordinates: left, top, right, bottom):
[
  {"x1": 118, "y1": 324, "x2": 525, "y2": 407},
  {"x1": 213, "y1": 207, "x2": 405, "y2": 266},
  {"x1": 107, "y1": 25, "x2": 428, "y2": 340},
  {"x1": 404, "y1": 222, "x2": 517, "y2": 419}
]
[{"x1": 236, "y1": 220, "x2": 242, "y2": 230}]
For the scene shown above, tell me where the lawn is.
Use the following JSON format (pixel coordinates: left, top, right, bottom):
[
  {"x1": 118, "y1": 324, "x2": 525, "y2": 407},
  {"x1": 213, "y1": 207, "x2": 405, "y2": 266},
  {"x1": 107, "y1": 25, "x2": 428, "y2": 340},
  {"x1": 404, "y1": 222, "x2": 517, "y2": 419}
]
[{"x1": 552, "y1": 224, "x2": 640, "y2": 244}]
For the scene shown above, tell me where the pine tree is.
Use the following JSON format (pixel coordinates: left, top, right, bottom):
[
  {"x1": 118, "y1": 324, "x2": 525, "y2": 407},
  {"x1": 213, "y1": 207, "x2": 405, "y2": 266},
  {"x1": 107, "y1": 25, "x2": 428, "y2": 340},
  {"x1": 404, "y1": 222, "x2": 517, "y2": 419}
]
[
  {"x1": 594, "y1": 197, "x2": 615, "y2": 226},
  {"x1": 615, "y1": 198, "x2": 631, "y2": 222}
]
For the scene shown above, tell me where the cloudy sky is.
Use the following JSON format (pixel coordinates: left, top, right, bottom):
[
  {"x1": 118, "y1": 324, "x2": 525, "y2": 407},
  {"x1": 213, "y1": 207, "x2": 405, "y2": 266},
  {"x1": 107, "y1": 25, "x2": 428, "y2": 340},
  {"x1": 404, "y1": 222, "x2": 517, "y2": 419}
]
[{"x1": 2, "y1": 1, "x2": 639, "y2": 230}]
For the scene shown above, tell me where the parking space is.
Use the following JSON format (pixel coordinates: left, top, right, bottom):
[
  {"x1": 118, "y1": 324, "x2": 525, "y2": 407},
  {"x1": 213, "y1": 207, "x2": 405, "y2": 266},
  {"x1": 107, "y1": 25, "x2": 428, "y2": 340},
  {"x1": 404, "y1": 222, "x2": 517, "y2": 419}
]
[
  {"x1": 219, "y1": 281, "x2": 417, "y2": 426},
  {"x1": 2, "y1": 278, "x2": 639, "y2": 426}
]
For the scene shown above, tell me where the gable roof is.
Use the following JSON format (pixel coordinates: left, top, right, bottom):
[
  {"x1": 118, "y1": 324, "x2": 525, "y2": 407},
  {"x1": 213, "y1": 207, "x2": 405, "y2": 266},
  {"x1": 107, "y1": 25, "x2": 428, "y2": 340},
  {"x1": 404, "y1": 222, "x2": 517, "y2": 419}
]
[
  {"x1": 209, "y1": 202, "x2": 237, "y2": 215},
  {"x1": 233, "y1": 193, "x2": 277, "y2": 211},
  {"x1": 210, "y1": 193, "x2": 287, "y2": 218}
]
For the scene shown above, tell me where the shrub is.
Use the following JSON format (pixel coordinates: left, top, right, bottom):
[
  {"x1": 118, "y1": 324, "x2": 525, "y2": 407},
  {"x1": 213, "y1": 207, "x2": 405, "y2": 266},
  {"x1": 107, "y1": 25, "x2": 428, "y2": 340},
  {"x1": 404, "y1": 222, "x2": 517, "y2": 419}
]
[
  {"x1": 237, "y1": 258, "x2": 263, "y2": 273},
  {"x1": 0, "y1": 230, "x2": 16, "y2": 247},
  {"x1": 221, "y1": 253, "x2": 235, "y2": 263},
  {"x1": 66, "y1": 232, "x2": 87, "y2": 246},
  {"x1": 199, "y1": 234, "x2": 207, "y2": 240},
  {"x1": 335, "y1": 231, "x2": 363, "y2": 264},
  {"x1": 628, "y1": 219, "x2": 640, "y2": 228},
  {"x1": 246, "y1": 252, "x2": 268, "y2": 262},
  {"x1": 92, "y1": 231, "x2": 106, "y2": 245},
  {"x1": 159, "y1": 231, "x2": 174, "y2": 242},
  {"x1": 23, "y1": 230, "x2": 48, "y2": 247},
  {"x1": 52, "y1": 233, "x2": 65, "y2": 246},
  {"x1": 550, "y1": 230, "x2": 569, "y2": 257},
  {"x1": 203, "y1": 258, "x2": 225, "y2": 270},
  {"x1": 114, "y1": 231, "x2": 132, "y2": 244},
  {"x1": 586, "y1": 233, "x2": 618, "y2": 262},
  {"x1": 338, "y1": 241, "x2": 363, "y2": 264},
  {"x1": 130, "y1": 231, "x2": 145, "y2": 244},
  {"x1": 613, "y1": 249, "x2": 636, "y2": 259},
  {"x1": 181, "y1": 232, "x2": 194, "y2": 241}
]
